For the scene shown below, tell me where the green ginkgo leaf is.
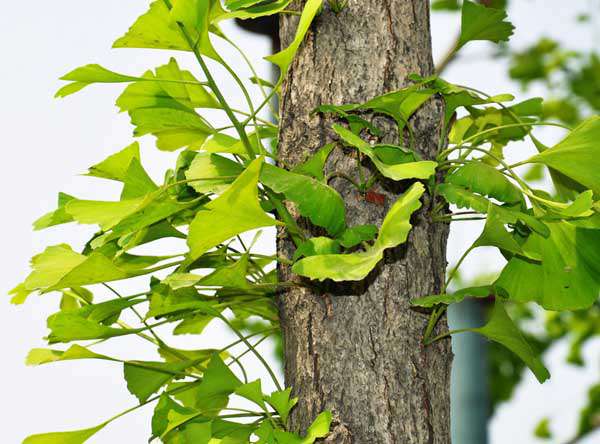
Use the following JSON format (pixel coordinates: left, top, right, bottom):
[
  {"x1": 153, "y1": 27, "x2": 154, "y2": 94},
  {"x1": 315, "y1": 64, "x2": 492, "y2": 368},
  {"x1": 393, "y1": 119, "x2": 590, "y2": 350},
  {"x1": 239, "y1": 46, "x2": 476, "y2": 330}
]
[
  {"x1": 265, "y1": 0, "x2": 323, "y2": 77},
  {"x1": 113, "y1": 1, "x2": 190, "y2": 51},
  {"x1": 55, "y1": 64, "x2": 139, "y2": 97},
  {"x1": 26, "y1": 345, "x2": 114, "y2": 366},
  {"x1": 170, "y1": 0, "x2": 224, "y2": 61},
  {"x1": 473, "y1": 300, "x2": 549, "y2": 383},
  {"x1": 198, "y1": 254, "x2": 251, "y2": 289},
  {"x1": 411, "y1": 285, "x2": 499, "y2": 308},
  {"x1": 291, "y1": 143, "x2": 336, "y2": 181},
  {"x1": 446, "y1": 163, "x2": 523, "y2": 204},
  {"x1": 234, "y1": 379, "x2": 266, "y2": 408},
  {"x1": 188, "y1": 157, "x2": 279, "y2": 260},
  {"x1": 86, "y1": 142, "x2": 141, "y2": 182},
  {"x1": 11, "y1": 245, "x2": 163, "y2": 304},
  {"x1": 23, "y1": 423, "x2": 107, "y2": 444},
  {"x1": 496, "y1": 220, "x2": 600, "y2": 310},
  {"x1": 33, "y1": 192, "x2": 76, "y2": 231},
  {"x1": 261, "y1": 163, "x2": 346, "y2": 236},
  {"x1": 130, "y1": 107, "x2": 214, "y2": 151},
  {"x1": 301, "y1": 411, "x2": 333, "y2": 444},
  {"x1": 293, "y1": 237, "x2": 341, "y2": 261},
  {"x1": 333, "y1": 125, "x2": 437, "y2": 181},
  {"x1": 217, "y1": 0, "x2": 292, "y2": 22},
  {"x1": 337, "y1": 225, "x2": 378, "y2": 249},
  {"x1": 185, "y1": 153, "x2": 243, "y2": 193},
  {"x1": 265, "y1": 388, "x2": 298, "y2": 426},
  {"x1": 125, "y1": 360, "x2": 195, "y2": 403},
  {"x1": 65, "y1": 198, "x2": 145, "y2": 231},
  {"x1": 458, "y1": 0, "x2": 515, "y2": 48},
  {"x1": 528, "y1": 116, "x2": 600, "y2": 194},
  {"x1": 194, "y1": 354, "x2": 243, "y2": 414},
  {"x1": 293, "y1": 182, "x2": 424, "y2": 281},
  {"x1": 473, "y1": 205, "x2": 541, "y2": 261}
]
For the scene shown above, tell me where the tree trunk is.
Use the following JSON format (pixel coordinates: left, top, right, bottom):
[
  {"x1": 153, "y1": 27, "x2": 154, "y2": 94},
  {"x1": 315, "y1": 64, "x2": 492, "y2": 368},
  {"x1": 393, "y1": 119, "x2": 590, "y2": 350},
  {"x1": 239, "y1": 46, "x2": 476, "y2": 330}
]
[{"x1": 277, "y1": 1, "x2": 452, "y2": 443}]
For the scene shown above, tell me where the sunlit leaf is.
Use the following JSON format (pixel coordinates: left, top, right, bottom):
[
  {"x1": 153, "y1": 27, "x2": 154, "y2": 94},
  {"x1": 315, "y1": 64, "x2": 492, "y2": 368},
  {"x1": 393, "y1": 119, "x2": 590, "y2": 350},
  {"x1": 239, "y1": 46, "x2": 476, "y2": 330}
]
[
  {"x1": 265, "y1": 0, "x2": 323, "y2": 77},
  {"x1": 473, "y1": 300, "x2": 549, "y2": 383},
  {"x1": 301, "y1": 411, "x2": 333, "y2": 444},
  {"x1": 113, "y1": 1, "x2": 190, "y2": 51},
  {"x1": 185, "y1": 153, "x2": 243, "y2": 193},
  {"x1": 125, "y1": 360, "x2": 195, "y2": 403},
  {"x1": 333, "y1": 124, "x2": 437, "y2": 181},
  {"x1": 234, "y1": 379, "x2": 266, "y2": 408},
  {"x1": 265, "y1": 388, "x2": 298, "y2": 426},
  {"x1": 56, "y1": 64, "x2": 138, "y2": 97},
  {"x1": 528, "y1": 117, "x2": 600, "y2": 194},
  {"x1": 194, "y1": 354, "x2": 243, "y2": 414},
  {"x1": 446, "y1": 163, "x2": 523, "y2": 204},
  {"x1": 261, "y1": 163, "x2": 346, "y2": 236},
  {"x1": 293, "y1": 182, "x2": 424, "y2": 281},
  {"x1": 496, "y1": 220, "x2": 600, "y2": 310},
  {"x1": 26, "y1": 345, "x2": 114, "y2": 366},
  {"x1": 188, "y1": 157, "x2": 279, "y2": 259},
  {"x1": 23, "y1": 423, "x2": 107, "y2": 444},
  {"x1": 33, "y1": 192, "x2": 76, "y2": 231},
  {"x1": 458, "y1": 0, "x2": 515, "y2": 48}
]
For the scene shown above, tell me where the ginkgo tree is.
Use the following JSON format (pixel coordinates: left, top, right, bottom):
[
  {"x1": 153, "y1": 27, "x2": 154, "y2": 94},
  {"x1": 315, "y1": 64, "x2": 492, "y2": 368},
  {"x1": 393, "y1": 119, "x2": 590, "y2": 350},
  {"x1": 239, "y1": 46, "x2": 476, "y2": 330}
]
[{"x1": 10, "y1": 0, "x2": 600, "y2": 443}]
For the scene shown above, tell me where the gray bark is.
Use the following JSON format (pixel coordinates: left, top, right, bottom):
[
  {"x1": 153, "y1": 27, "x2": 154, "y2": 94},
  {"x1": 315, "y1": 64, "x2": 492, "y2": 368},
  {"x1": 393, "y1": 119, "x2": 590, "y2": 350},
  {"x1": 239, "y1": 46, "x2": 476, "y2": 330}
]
[{"x1": 276, "y1": 1, "x2": 452, "y2": 443}]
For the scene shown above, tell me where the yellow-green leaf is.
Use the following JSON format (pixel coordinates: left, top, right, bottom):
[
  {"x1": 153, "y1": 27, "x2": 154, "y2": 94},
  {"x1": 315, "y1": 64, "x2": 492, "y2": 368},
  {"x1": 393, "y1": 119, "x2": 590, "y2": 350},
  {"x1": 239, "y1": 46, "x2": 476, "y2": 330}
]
[
  {"x1": 265, "y1": 0, "x2": 323, "y2": 78},
  {"x1": 23, "y1": 423, "x2": 107, "y2": 444},
  {"x1": 293, "y1": 182, "x2": 424, "y2": 281},
  {"x1": 188, "y1": 157, "x2": 279, "y2": 260},
  {"x1": 458, "y1": 1, "x2": 515, "y2": 48}
]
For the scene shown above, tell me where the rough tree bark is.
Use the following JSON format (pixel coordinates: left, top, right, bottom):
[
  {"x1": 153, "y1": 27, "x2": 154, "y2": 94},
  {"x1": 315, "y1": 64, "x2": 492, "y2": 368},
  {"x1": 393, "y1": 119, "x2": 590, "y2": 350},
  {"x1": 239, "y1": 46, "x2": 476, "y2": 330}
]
[{"x1": 277, "y1": 1, "x2": 452, "y2": 443}]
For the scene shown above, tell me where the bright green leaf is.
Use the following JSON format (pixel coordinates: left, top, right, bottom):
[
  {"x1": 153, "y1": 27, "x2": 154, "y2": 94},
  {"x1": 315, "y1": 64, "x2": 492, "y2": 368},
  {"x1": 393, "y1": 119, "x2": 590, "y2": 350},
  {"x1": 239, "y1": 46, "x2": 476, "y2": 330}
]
[
  {"x1": 23, "y1": 423, "x2": 107, "y2": 444},
  {"x1": 265, "y1": 0, "x2": 323, "y2": 77},
  {"x1": 446, "y1": 163, "x2": 523, "y2": 204},
  {"x1": 188, "y1": 157, "x2": 279, "y2": 260},
  {"x1": 265, "y1": 388, "x2": 298, "y2": 426},
  {"x1": 125, "y1": 360, "x2": 194, "y2": 403},
  {"x1": 496, "y1": 220, "x2": 600, "y2": 310},
  {"x1": 185, "y1": 153, "x2": 243, "y2": 194},
  {"x1": 301, "y1": 411, "x2": 332, "y2": 444},
  {"x1": 293, "y1": 182, "x2": 424, "y2": 281},
  {"x1": 473, "y1": 300, "x2": 550, "y2": 383},
  {"x1": 528, "y1": 117, "x2": 600, "y2": 195},
  {"x1": 458, "y1": 0, "x2": 515, "y2": 48},
  {"x1": 26, "y1": 345, "x2": 114, "y2": 366},
  {"x1": 333, "y1": 124, "x2": 437, "y2": 181},
  {"x1": 113, "y1": 1, "x2": 190, "y2": 51},
  {"x1": 291, "y1": 143, "x2": 335, "y2": 181},
  {"x1": 261, "y1": 163, "x2": 346, "y2": 236}
]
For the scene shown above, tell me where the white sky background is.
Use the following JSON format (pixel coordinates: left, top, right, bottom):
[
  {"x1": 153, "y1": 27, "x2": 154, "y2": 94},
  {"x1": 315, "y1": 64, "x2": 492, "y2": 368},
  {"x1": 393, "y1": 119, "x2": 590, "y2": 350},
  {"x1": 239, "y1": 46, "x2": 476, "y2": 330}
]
[{"x1": 0, "y1": 0, "x2": 598, "y2": 443}]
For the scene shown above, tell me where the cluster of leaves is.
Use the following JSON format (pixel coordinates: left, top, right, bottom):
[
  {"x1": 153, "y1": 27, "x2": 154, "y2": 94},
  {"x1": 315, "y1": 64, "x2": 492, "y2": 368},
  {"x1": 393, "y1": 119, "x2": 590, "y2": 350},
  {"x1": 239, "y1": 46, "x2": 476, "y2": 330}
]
[
  {"x1": 10, "y1": 0, "x2": 600, "y2": 443},
  {"x1": 433, "y1": 2, "x2": 600, "y2": 440}
]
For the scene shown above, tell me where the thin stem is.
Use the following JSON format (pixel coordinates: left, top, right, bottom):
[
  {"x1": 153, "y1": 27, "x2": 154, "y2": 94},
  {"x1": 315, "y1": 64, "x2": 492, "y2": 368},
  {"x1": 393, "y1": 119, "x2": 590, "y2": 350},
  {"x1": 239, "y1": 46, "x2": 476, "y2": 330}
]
[
  {"x1": 445, "y1": 245, "x2": 475, "y2": 290},
  {"x1": 424, "y1": 328, "x2": 473, "y2": 346},
  {"x1": 423, "y1": 306, "x2": 447, "y2": 344},
  {"x1": 435, "y1": 34, "x2": 460, "y2": 75},
  {"x1": 219, "y1": 57, "x2": 265, "y2": 154},
  {"x1": 218, "y1": 315, "x2": 282, "y2": 391},
  {"x1": 231, "y1": 108, "x2": 278, "y2": 127},
  {"x1": 162, "y1": 0, "x2": 254, "y2": 157},
  {"x1": 224, "y1": 35, "x2": 278, "y2": 118}
]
